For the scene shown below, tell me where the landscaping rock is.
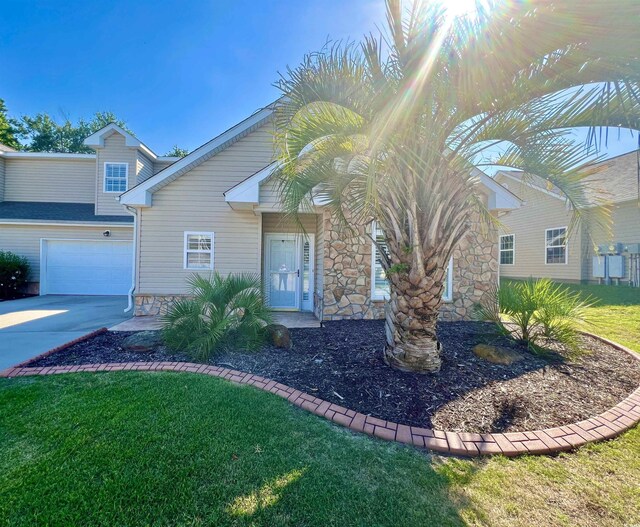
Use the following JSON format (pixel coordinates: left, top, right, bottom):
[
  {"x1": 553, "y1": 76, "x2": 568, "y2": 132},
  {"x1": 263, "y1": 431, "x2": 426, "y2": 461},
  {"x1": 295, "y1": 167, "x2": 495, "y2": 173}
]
[
  {"x1": 121, "y1": 331, "x2": 163, "y2": 352},
  {"x1": 264, "y1": 324, "x2": 292, "y2": 349},
  {"x1": 472, "y1": 343, "x2": 524, "y2": 365}
]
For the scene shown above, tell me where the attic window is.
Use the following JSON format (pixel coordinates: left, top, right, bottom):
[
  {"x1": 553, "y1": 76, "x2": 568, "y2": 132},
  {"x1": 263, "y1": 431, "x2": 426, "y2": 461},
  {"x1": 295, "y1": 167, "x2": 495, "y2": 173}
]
[{"x1": 104, "y1": 163, "x2": 128, "y2": 193}]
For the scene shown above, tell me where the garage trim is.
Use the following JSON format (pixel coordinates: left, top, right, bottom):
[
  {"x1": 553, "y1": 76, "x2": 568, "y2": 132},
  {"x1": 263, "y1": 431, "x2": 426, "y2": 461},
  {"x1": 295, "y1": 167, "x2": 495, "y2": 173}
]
[{"x1": 39, "y1": 238, "x2": 133, "y2": 296}]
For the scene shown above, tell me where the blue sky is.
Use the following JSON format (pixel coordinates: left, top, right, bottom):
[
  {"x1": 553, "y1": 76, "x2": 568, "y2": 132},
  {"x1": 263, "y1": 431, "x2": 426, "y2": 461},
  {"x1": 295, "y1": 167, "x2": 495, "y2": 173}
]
[{"x1": 1, "y1": 0, "x2": 636, "y2": 158}]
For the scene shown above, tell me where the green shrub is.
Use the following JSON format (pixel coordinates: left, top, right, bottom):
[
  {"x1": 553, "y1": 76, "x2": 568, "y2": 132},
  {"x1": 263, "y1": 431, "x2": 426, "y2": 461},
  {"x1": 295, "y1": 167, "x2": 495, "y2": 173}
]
[
  {"x1": 0, "y1": 251, "x2": 30, "y2": 300},
  {"x1": 477, "y1": 278, "x2": 594, "y2": 353},
  {"x1": 162, "y1": 273, "x2": 273, "y2": 360}
]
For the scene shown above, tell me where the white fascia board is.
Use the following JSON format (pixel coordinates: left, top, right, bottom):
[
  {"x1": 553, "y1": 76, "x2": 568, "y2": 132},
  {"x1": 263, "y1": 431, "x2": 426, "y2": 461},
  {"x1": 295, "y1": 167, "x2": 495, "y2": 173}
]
[
  {"x1": 121, "y1": 106, "x2": 274, "y2": 207},
  {"x1": 471, "y1": 168, "x2": 522, "y2": 210},
  {"x1": 496, "y1": 170, "x2": 565, "y2": 201},
  {"x1": 84, "y1": 123, "x2": 161, "y2": 160},
  {"x1": 224, "y1": 162, "x2": 278, "y2": 206},
  {"x1": 84, "y1": 123, "x2": 141, "y2": 148},
  {"x1": 1, "y1": 152, "x2": 96, "y2": 160}
]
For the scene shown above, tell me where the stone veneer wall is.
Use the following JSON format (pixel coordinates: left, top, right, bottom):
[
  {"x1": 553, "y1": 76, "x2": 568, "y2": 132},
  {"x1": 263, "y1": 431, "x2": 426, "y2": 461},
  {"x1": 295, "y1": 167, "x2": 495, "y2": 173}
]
[
  {"x1": 135, "y1": 294, "x2": 187, "y2": 316},
  {"x1": 320, "y1": 211, "x2": 499, "y2": 322},
  {"x1": 439, "y1": 218, "x2": 499, "y2": 321},
  {"x1": 320, "y1": 210, "x2": 383, "y2": 320}
]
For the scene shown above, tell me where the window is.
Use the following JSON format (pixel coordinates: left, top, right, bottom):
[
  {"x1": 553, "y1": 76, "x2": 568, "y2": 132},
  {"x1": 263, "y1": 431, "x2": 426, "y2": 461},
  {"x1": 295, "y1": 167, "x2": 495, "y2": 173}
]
[
  {"x1": 442, "y1": 258, "x2": 454, "y2": 302},
  {"x1": 371, "y1": 222, "x2": 453, "y2": 302},
  {"x1": 499, "y1": 234, "x2": 515, "y2": 265},
  {"x1": 371, "y1": 223, "x2": 390, "y2": 300},
  {"x1": 184, "y1": 232, "x2": 214, "y2": 270},
  {"x1": 545, "y1": 227, "x2": 567, "y2": 264},
  {"x1": 104, "y1": 163, "x2": 128, "y2": 193}
]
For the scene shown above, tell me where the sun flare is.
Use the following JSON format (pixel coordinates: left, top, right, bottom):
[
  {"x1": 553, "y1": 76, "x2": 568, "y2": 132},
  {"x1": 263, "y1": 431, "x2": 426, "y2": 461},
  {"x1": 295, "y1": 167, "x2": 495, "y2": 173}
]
[{"x1": 442, "y1": 0, "x2": 485, "y2": 17}]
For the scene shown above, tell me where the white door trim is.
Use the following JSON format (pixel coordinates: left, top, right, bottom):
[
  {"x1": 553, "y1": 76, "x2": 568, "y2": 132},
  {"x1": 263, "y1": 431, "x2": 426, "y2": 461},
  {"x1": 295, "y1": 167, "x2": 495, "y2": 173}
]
[{"x1": 263, "y1": 233, "x2": 315, "y2": 312}]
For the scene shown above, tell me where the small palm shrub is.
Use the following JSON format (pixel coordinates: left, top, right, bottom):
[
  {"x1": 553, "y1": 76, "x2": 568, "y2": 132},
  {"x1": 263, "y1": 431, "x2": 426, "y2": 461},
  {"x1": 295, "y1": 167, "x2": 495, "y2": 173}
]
[
  {"x1": 477, "y1": 279, "x2": 594, "y2": 353},
  {"x1": 162, "y1": 273, "x2": 273, "y2": 360},
  {"x1": 0, "y1": 251, "x2": 30, "y2": 300}
]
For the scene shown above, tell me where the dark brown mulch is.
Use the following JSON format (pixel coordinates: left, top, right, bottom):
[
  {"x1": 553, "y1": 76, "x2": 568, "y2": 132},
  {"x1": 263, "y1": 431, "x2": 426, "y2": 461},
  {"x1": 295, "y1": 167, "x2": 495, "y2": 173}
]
[{"x1": 25, "y1": 320, "x2": 640, "y2": 434}]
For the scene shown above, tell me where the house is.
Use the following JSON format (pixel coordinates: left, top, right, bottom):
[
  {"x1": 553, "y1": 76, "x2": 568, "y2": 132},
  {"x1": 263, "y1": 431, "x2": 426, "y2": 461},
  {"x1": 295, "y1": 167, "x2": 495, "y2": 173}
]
[
  {"x1": 0, "y1": 128, "x2": 179, "y2": 295},
  {"x1": 1, "y1": 104, "x2": 521, "y2": 321},
  {"x1": 494, "y1": 151, "x2": 640, "y2": 285}
]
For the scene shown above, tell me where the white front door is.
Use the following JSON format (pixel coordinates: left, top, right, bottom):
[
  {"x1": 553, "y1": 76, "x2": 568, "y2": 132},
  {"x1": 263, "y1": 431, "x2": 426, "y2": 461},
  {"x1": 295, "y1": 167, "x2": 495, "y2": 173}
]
[{"x1": 264, "y1": 234, "x2": 314, "y2": 311}]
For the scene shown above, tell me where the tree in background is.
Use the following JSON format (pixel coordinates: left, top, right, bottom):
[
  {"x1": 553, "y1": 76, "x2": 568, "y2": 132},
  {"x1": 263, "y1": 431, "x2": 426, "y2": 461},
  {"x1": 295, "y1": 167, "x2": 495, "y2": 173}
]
[
  {"x1": 0, "y1": 99, "x2": 20, "y2": 150},
  {"x1": 11, "y1": 111, "x2": 131, "y2": 154},
  {"x1": 165, "y1": 145, "x2": 189, "y2": 158}
]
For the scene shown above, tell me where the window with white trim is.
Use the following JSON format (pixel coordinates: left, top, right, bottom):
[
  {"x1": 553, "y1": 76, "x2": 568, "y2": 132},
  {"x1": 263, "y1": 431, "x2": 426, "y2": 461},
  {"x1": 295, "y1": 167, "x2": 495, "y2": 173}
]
[
  {"x1": 104, "y1": 163, "x2": 128, "y2": 193},
  {"x1": 371, "y1": 222, "x2": 454, "y2": 302},
  {"x1": 184, "y1": 232, "x2": 214, "y2": 270},
  {"x1": 499, "y1": 234, "x2": 515, "y2": 265},
  {"x1": 371, "y1": 223, "x2": 390, "y2": 300},
  {"x1": 545, "y1": 227, "x2": 567, "y2": 264}
]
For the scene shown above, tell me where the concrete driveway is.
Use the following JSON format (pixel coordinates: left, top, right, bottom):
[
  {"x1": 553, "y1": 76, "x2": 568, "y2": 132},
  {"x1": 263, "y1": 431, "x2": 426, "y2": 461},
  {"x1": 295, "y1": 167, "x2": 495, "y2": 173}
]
[{"x1": 0, "y1": 295, "x2": 130, "y2": 370}]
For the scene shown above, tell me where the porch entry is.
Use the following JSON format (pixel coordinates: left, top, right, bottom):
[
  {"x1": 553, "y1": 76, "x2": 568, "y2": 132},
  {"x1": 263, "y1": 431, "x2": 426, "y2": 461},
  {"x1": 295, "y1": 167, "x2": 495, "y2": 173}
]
[{"x1": 263, "y1": 233, "x2": 314, "y2": 311}]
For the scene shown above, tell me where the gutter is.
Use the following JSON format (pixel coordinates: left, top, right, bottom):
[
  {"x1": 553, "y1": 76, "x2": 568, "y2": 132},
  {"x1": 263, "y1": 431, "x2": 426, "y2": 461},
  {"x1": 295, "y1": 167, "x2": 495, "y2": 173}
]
[{"x1": 124, "y1": 205, "x2": 138, "y2": 313}]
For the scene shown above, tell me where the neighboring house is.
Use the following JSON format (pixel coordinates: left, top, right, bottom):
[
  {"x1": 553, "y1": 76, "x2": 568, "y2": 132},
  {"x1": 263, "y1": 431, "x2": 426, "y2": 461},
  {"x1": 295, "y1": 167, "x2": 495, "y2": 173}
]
[
  {"x1": 494, "y1": 150, "x2": 640, "y2": 284},
  {"x1": 0, "y1": 105, "x2": 521, "y2": 321},
  {"x1": 0, "y1": 129, "x2": 179, "y2": 295}
]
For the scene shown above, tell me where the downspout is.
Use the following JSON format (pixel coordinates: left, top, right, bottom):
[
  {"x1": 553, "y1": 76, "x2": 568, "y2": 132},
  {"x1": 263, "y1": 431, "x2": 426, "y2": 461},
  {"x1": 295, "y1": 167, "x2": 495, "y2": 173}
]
[{"x1": 124, "y1": 204, "x2": 138, "y2": 313}]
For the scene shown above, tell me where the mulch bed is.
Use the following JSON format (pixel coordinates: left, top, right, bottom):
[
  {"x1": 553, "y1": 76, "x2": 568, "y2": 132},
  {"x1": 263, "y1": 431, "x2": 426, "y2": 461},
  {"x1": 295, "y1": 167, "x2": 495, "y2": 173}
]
[{"x1": 25, "y1": 320, "x2": 640, "y2": 434}]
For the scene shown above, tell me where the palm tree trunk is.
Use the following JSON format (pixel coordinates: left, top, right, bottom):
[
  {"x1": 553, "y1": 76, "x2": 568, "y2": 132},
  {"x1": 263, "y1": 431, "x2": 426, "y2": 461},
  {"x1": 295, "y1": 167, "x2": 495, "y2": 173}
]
[{"x1": 383, "y1": 281, "x2": 443, "y2": 373}]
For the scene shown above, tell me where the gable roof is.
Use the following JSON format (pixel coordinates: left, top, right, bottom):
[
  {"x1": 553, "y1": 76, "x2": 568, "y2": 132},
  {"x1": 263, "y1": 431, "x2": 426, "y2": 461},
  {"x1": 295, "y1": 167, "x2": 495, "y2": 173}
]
[
  {"x1": 83, "y1": 123, "x2": 159, "y2": 160},
  {"x1": 495, "y1": 149, "x2": 640, "y2": 207},
  {"x1": 224, "y1": 161, "x2": 522, "y2": 212},
  {"x1": 120, "y1": 105, "x2": 275, "y2": 206}
]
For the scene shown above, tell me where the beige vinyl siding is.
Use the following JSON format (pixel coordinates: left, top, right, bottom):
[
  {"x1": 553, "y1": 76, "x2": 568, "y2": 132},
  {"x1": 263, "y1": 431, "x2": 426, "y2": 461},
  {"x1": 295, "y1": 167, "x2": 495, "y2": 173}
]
[
  {"x1": 261, "y1": 213, "x2": 317, "y2": 233},
  {"x1": 0, "y1": 156, "x2": 5, "y2": 201},
  {"x1": 95, "y1": 133, "x2": 137, "y2": 216},
  {"x1": 497, "y1": 180, "x2": 583, "y2": 281},
  {"x1": 4, "y1": 158, "x2": 95, "y2": 203},
  {"x1": 258, "y1": 176, "x2": 283, "y2": 210},
  {"x1": 152, "y1": 159, "x2": 176, "y2": 174},
  {"x1": 0, "y1": 223, "x2": 132, "y2": 281},
  {"x1": 136, "y1": 152, "x2": 154, "y2": 184},
  {"x1": 137, "y1": 125, "x2": 275, "y2": 294}
]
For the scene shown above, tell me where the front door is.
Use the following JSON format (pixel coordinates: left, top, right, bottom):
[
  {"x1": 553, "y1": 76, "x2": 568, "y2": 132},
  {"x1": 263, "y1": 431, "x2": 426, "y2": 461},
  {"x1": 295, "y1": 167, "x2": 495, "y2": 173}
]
[{"x1": 264, "y1": 234, "x2": 314, "y2": 311}]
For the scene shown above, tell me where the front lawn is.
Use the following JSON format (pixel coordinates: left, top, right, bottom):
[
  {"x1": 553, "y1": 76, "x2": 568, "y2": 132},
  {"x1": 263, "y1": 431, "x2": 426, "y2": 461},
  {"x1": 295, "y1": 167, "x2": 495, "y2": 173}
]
[
  {"x1": 1, "y1": 371, "x2": 639, "y2": 526},
  {"x1": 1, "y1": 282, "x2": 638, "y2": 526}
]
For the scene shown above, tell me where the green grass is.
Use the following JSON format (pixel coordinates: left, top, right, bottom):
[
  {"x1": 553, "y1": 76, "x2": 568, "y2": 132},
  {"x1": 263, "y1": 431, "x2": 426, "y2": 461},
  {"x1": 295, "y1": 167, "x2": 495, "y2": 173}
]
[
  {"x1": 1, "y1": 282, "x2": 638, "y2": 526},
  {"x1": 556, "y1": 282, "x2": 640, "y2": 352},
  {"x1": 0, "y1": 372, "x2": 462, "y2": 527}
]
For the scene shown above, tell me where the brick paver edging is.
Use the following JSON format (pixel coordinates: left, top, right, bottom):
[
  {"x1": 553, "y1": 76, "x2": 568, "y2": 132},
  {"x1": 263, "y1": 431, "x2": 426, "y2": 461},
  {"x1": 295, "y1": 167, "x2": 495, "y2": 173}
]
[{"x1": 1, "y1": 335, "x2": 639, "y2": 457}]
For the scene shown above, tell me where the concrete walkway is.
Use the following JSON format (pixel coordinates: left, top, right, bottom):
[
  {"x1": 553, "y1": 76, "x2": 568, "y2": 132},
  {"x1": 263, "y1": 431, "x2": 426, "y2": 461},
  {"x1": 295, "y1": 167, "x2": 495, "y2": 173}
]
[{"x1": 0, "y1": 295, "x2": 130, "y2": 369}]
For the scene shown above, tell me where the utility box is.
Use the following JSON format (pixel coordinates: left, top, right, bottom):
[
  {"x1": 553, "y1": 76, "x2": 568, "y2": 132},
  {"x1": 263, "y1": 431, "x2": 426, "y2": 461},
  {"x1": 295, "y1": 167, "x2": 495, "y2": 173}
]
[
  {"x1": 598, "y1": 243, "x2": 624, "y2": 255},
  {"x1": 592, "y1": 256, "x2": 607, "y2": 278},
  {"x1": 608, "y1": 255, "x2": 626, "y2": 278},
  {"x1": 625, "y1": 243, "x2": 640, "y2": 254}
]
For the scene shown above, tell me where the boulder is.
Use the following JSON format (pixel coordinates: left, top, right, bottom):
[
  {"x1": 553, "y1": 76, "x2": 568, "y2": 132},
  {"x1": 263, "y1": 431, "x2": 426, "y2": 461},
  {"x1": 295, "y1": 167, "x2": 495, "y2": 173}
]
[
  {"x1": 472, "y1": 344, "x2": 524, "y2": 365},
  {"x1": 264, "y1": 324, "x2": 292, "y2": 349},
  {"x1": 121, "y1": 331, "x2": 163, "y2": 352}
]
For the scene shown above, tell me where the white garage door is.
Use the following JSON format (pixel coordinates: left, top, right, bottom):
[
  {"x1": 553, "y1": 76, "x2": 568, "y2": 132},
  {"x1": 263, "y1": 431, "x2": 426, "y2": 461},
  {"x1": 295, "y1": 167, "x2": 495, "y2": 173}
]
[{"x1": 43, "y1": 240, "x2": 133, "y2": 295}]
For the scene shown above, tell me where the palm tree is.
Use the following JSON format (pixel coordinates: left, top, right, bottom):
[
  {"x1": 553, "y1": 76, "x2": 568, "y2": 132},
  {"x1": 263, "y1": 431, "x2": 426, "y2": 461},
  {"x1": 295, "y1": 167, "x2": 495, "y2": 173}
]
[{"x1": 273, "y1": 0, "x2": 640, "y2": 373}]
